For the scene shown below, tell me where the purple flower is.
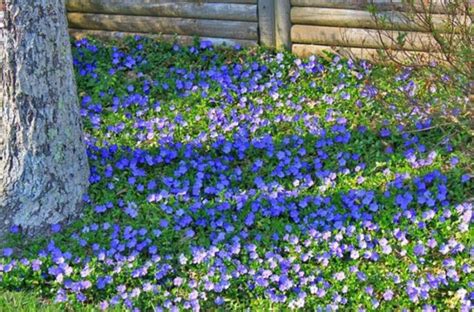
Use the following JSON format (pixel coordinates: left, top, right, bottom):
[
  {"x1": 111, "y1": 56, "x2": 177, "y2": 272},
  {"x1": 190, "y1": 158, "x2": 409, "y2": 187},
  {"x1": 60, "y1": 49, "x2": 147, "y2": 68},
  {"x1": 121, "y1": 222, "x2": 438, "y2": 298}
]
[
  {"x1": 173, "y1": 277, "x2": 183, "y2": 286},
  {"x1": 450, "y1": 156, "x2": 459, "y2": 166},
  {"x1": 124, "y1": 202, "x2": 138, "y2": 218},
  {"x1": 188, "y1": 290, "x2": 199, "y2": 300},
  {"x1": 55, "y1": 289, "x2": 67, "y2": 303},
  {"x1": 76, "y1": 292, "x2": 87, "y2": 302},
  {"x1": 413, "y1": 244, "x2": 426, "y2": 256},
  {"x1": 380, "y1": 128, "x2": 391, "y2": 137},
  {"x1": 215, "y1": 296, "x2": 224, "y2": 305},
  {"x1": 51, "y1": 223, "x2": 61, "y2": 233},
  {"x1": 361, "y1": 85, "x2": 377, "y2": 98},
  {"x1": 9, "y1": 225, "x2": 20, "y2": 234},
  {"x1": 200, "y1": 40, "x2": 213, "y2": 49},
  {"x1": 383, "y1": 289, "x2": 394, "y2": 301},
  {"x1": 31, "y1": 259, "x2": 42, "y2": 271},
  {"x1": 461, "y1": 174, "x2": 470, "y2": 183},
  {"x1": 333, "y1": 271, "x2": 346, "y2": 281},
  {"x1": 99, "y1": 301, "x2": 109, "y2": 311},
  {"x1": 3, "y1": 248, "x2": 13, "y2": 257}
]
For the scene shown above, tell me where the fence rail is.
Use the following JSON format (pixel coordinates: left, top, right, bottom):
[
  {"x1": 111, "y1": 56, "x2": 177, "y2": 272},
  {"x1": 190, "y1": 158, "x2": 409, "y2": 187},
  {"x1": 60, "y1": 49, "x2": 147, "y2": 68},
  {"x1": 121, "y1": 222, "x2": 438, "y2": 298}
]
[
  {"x1": 67, "y1": 0, "x2": 259, "y2": 47},
  {"x1": 0, "y1": 1, "x2": 471, "y2": 62},
  {"x1": 288, "y1": 0, "x2": 472, "y2": 58}
]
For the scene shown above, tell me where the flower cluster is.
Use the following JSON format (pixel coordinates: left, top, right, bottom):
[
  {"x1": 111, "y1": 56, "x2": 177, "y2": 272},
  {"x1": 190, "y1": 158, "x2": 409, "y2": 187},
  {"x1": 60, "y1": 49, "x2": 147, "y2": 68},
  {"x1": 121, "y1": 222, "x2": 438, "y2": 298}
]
[{"x1": 0, "y1": 37, "x2": 472, "y2": 311}]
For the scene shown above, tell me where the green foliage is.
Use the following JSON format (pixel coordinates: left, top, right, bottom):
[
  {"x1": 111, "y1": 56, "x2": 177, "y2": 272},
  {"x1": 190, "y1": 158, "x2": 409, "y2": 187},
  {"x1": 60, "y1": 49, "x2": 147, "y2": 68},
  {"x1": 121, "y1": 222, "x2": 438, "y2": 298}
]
[{"x1": 0, "y1": 36, "x2": 471, "y2": 311}]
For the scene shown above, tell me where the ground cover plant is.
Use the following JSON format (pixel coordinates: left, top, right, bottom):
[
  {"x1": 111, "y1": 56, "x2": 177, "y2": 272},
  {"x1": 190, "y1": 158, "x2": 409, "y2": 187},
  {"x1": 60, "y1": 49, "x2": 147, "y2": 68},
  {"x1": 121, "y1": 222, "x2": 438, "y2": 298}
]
[{"x1": 0, "y1": 36, "x2": 472, "y2": 311}]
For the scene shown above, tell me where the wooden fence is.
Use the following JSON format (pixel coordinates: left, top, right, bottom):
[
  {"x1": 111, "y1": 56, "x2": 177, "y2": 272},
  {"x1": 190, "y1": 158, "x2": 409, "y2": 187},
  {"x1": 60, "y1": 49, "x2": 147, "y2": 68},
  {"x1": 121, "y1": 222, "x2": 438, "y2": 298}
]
[
  {"x1": 64, "y1": 1, "x2": 472, "y2": 60},
  {"x1": 67, "y1": 0, "x2": 259, "y2": 47},
  {"x1": 288, "y1": 0, "x2": 471, "y2": 61},
  {"x1": 0, "y1": 1, "x2": 471, "y2": 62}
]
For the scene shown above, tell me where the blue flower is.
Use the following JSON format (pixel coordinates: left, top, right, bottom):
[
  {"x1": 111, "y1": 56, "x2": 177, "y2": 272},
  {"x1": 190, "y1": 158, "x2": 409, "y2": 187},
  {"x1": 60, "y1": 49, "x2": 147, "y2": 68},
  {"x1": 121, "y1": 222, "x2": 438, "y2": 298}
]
[{"x1": 2, "y1": 248, "x2": 13, "y2": 257}]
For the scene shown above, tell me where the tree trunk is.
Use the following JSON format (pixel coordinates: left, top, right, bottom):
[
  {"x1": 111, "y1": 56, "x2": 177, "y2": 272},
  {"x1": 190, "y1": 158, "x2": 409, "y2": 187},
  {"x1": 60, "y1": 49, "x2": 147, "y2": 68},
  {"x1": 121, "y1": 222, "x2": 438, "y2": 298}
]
[{"x1": 0, "y1": 0, "x2": 89, "y2": 236}]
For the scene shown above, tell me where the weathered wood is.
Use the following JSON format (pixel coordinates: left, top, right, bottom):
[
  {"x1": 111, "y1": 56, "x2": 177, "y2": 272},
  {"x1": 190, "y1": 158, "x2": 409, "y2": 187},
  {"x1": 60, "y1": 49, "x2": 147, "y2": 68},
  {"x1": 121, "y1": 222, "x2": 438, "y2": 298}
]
[
  {"x1": 197, "y1": 0, "x2": 256, "y2": 3},
  {"x1": 292, "y1": 43, "x2": 442, "y2": 63},
  {"x1": 275, "y1": 0, "x2": 291, "y2": 49},
  {"x1": 69, "y1": 29, "x2": 257, "y2": 47},
  {"x1": 291, "y1": 0, "x2": 370, "y2": 9},
  {"x1": 291, "y1": 7, "x2": 456, "y2": 32},
  {"x1": 1, "y1": 0, "x2": 89, "y2": 236},
  {"x1": 189, "y1": 0, "x2": 257, "y2": 3},
  {"x1": 258, "y1": 0, "x2": 275, "y2": 46},
  {"x1": 67, "y1": 13, "x2": 258, "y2": 40},
  {"x1": 74, "y1": 0, "x2": 257, "y2": 3},
  {"x1": 66, "y1": 1, "x2": 257, "y2": 22},
  {"x1": 291, "y1": 25, "x2": 439, "y2": 51},
  {"x1": 290, "y1": 0, "x2": 465, "y2": 13}
]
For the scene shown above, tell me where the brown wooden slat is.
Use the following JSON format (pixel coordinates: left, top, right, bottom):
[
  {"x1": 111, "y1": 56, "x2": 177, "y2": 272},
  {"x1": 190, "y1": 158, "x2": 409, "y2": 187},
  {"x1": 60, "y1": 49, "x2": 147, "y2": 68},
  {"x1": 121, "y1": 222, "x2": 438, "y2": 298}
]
[
  {"x1": 67, "y1": 13, "x2": 258, "y2": 40},
  {"x1": 290, "y1": 0, "x2": 467, "y2": 13},
  {"x1": 291, "y1": 7, "x2": 461, "y2": 32},
  {"x1": 291, "y1": 25, "x2": 439, "y2": 51},
  {"x1": 67, "y1": 1, "x2": 257, "y2": 22}
]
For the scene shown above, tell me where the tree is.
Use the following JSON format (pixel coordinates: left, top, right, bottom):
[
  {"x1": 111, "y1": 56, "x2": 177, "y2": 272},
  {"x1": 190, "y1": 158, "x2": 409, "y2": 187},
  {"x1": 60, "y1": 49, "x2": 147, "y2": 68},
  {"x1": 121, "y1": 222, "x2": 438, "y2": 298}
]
[{"x1": 0, "y1": 0, "x2": 89, "y2": 236}]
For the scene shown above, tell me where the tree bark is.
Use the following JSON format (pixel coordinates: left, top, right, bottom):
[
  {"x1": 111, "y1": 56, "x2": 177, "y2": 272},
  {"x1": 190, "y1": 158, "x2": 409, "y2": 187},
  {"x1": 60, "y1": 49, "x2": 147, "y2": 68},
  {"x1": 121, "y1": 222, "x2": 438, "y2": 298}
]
[{"x1": 0, "y1": 0, "x2": 89, "y2": 236}]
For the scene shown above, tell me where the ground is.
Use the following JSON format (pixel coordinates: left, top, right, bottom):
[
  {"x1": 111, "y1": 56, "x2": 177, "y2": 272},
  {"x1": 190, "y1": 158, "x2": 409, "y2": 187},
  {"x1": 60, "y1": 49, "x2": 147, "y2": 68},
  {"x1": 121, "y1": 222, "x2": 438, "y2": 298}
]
[{"x1": 0, "y1": 37, "x2": 472, "y2": 311}]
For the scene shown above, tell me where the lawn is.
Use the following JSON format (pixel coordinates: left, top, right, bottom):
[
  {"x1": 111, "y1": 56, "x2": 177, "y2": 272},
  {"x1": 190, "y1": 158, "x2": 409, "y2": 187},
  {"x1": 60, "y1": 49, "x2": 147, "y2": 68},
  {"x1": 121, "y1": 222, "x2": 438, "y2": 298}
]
[{"x1": 0, "y1": 37, "x2": 472, "y2": 311}]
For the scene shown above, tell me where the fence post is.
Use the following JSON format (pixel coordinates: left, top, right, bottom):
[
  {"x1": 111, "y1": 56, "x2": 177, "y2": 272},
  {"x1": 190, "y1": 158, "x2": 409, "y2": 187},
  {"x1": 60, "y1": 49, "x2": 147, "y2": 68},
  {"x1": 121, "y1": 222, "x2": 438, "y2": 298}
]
[
  {"x1": 275, "y1": 0, "x2": 291, "y2": 50},
  {"x1": 258, "y1": 0, "x2": 275, "y2": 47}
]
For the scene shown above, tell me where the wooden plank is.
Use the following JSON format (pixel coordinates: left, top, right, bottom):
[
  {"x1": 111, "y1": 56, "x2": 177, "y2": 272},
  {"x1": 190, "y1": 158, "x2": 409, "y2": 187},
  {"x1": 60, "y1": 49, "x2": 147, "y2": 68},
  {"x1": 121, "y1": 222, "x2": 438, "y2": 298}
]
[
  {"x1": 66, "y1": 1, "x2": 257, "y2": 22},
  {"x1": 291, "y1": 0, "x2": 370, "y2": 9},
  {"x1": 292, "y1": 43, "x2": 442, "y2": 63},
  {"x1": 69, "y1": 29, "x2": 257, "y2": 47},
  {"x1": 275, "y1": 0, "x2": 291, "y2": 49},
  {"x1": 198, "y1": 0, "x2": 257, "y2": 3},
  {"x1": 291, "y1": 25, "x2": 439, "y2": 51},
  {"x1": 291, "y1": 7, "x2": 457, "y2": 32},
  {"x1": 290, "y1": 0, "x2": 466, "y2": 13},
  {"x1": 74, "y1": 0, "x2": 258, "y2": 3},
  {"x1": 258, "y1": 0, "x2": 275, "y2": 47},
  {"x1": 67, "y1": 13, "x2": 258, "y2": 40},
  {"x1": 290, "y1": 0, "x2": 397, "y2": 10}
]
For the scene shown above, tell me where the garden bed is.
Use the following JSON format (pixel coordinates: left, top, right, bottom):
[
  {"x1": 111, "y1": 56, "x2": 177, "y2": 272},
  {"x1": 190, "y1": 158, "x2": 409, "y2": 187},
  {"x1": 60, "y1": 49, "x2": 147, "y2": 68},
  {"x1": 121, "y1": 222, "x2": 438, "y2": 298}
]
[{"x1": 0, "y1": 37, "x2": 472, "y2": 311}]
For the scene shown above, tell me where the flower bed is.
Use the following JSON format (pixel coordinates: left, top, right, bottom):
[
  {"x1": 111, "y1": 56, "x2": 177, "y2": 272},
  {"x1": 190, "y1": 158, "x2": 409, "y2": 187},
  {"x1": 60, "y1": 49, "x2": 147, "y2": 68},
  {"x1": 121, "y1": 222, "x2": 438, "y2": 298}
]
[{"x1": 0, "y1": 37, "x2": 472, "y2": 311}]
